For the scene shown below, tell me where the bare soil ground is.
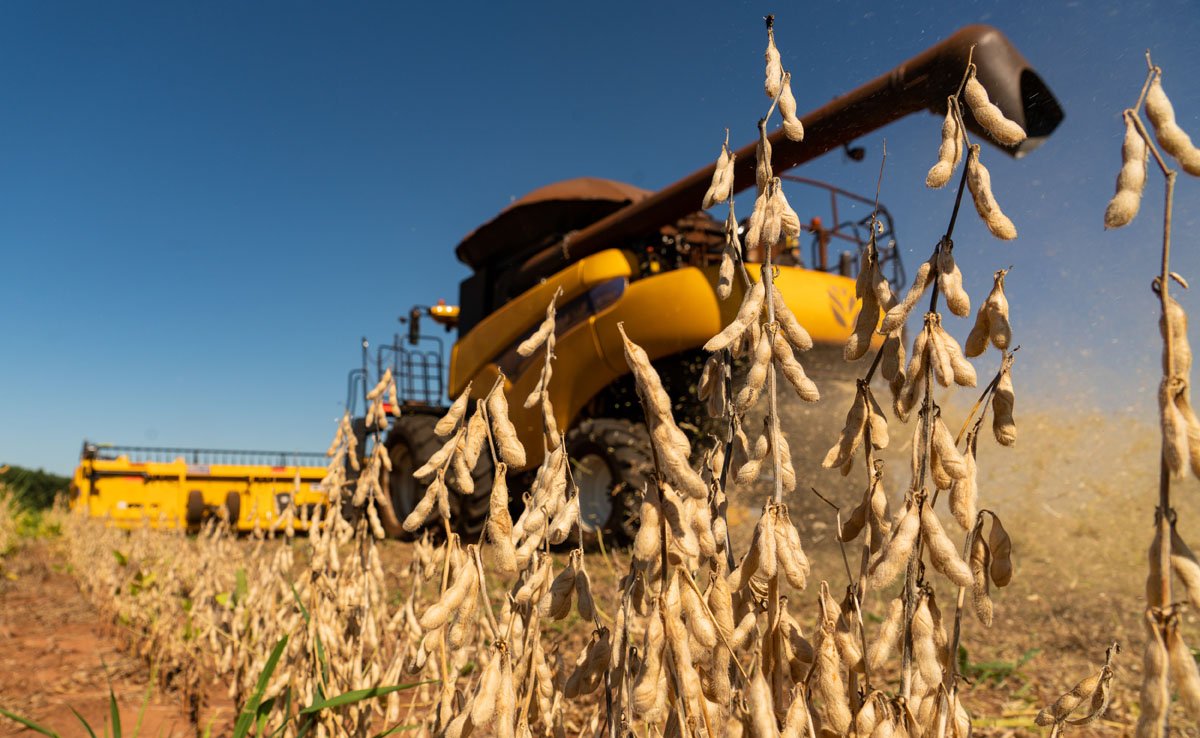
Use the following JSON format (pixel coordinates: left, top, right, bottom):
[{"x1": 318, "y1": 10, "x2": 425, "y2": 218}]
[{"x1": 0, "y1": 541, "x2": 206, "y2": 737}]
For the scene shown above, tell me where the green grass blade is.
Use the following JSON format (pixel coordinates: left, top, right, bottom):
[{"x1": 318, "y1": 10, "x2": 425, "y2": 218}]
[
  {"x1": 232, "y1": 635, "x2": 288, "y2": 738},
  {"x1": 289, "y1": 582, "x2": 310, "y2": 625},
  {"x1": 132, "y1": 662, "x2": 156, "y2": 738},
  {"x1": 299, "y1": 681, "x2": 433, "y2": 715},
  {"x1": 0, "y1": 707, "x2": 62, "y2": 737},
  {"x1": 108, "y1": 680, "x2": 122, "y2": 738},
  {"x1": 69, "y1": 707, "x2": 99, "y2": 738}
]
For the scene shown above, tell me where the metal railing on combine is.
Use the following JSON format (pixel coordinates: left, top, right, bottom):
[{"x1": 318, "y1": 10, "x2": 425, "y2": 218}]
[
  {"x1": 383, "y1": 339, "x2": 445, "y2": 407},
  {"x1": 81, "y1": 442, "x2": 327, "y2": 467},
  {"x1": 780, "y1": 174, "x2": 906, "y2": 287},
  {"x1": 347, "y1": 334, "x2": 448, "y2": 418}
]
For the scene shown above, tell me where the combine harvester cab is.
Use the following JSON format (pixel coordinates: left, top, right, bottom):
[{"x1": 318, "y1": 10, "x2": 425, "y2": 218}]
[
  {"x1": 70, "y1": 441, "x2": 329, "y2": 532},
  {"x1": 368, "y1": 24, "x2": 1062, "y2": 543}
]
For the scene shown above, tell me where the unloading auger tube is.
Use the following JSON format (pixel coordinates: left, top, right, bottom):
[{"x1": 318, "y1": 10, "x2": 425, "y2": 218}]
[{"x1": 509, "y1": 23, "x2": 1063, "y2": 293}]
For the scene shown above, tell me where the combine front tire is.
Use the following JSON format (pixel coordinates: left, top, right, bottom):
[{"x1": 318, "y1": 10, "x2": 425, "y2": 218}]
[
  {"x1": 567, "y1": 418, "x2": 651, "y2": 546},
  {"x1": 384, "y1": 413, "x2": 492, "y2": 539}
]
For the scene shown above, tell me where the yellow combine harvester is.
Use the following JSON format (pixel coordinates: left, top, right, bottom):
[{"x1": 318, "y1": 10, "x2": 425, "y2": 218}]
[
  {"x1": 346, "y1": 25, "x2": 1062, "y2": 543},
  {"x1": 70, "y1": 441, "x2": 329, "y2": 532}
]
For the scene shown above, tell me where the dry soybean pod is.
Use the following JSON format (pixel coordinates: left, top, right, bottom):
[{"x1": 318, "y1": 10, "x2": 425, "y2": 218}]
[
  {"x1": 920, "y1": 500, "x2": 973, "y2": 588},
  {"x1": 988, "y1": 513, "x2": 1013, "y2": 587},
  {"x1": 932, "y1": 413, "x2": 969, "y2": 480},
  {"x1": 494, "y1": 646, "x2": 516, "y2": 738},
  {"x1": 402, "y1": 477, "x2": 441, "y2": 532},
  {"x1": 949, "y1": 433, "x2": 979, "y2": 530},
  {"x1": 1160, "y1": 284, "x2": 1192, "y2": 377},
  {"x1": 484, "y1": 465, "x2": 517, "y2": 574},
  {"x1": 838, "y1": 489, "x2": 870, "y2": 543},
  {"x1": 419, "y1": 553, "x2": 477, "y2": 630},
  {"x1": 1169, "y1": 526, "x2": 1200, "y2": 611},
  {"x1": 1168, "y1": 622, "x2": 1200, "y2": 719},
  {"x1": 702, "y1": 142, "x2": 733, "y2": 209},
  {"x1": 936, "y1": 248, "x2": 970, "y2": 317},
  {"x1": 868, "y1": 500, "x2": 921, "y2": 589},
  {"x1": 780, "y1": 684, "x2": 812, "y2": 738},
  {"x1": 772, "y1": 327, "x2": 820, "y2": 402},
  {"x1": 736, "y1": 327, "x2": 773, "y2": 412},
  {"x1": 910, "y1": 594, "x2": 944, "y2": 689},
  {"x1": 992, "y1": 357, "x2": 1017, "y2": 446},
  {"x1": 822, "y1": 389, "x2": 868, "y2": 469},
  {"x1": 1145, "y1": 73, "x2": 1200, "y2": 176},
  {"x1": 575, "y1": 559, "x2": 596, "y2": 621},
  {"x1": 812, "y1": 630, "x2": 852, "y2": 734},
  {"x1": 517, "y1": 297, "x2": 558, "y2": 358},
  {"x1": 867, "y1": 597, "x2": 904, "y2": 672},
  {"x1": 926, "y1": 103, "x2": 963, "y2": 189},
  {"x1": 632, "y1": 486, "x2": 663, "y2": 569},
  {"x1": 487, "y1": 380, "x2": 527, "y2": 468},
  {"x1": 1035, "y1": 681, "x2": 1089, "y2": 726},
  {"x1": 896, "y1": 327, "x2": 929, "y2": 421},
  {"x1": 776, "y1": 181, "x2": 802, "y2": 238},
  {"x1": 1160, "y1": 378, "x2": 1188, "y2": 478},
  {"x1": 880, "y1": 256, "x2": 934, "y2": 334},
  {"x1": 773, "y1": 505, "x2": 810, "y2": 590},
  {"x1": 704, "y1": 279, "x2": 765, "y2": 353},
  {"x1": 847, "y1": 257, "x2": 882, "y2": 361},
  {"x1": 413, "y1": 431, "x2": 461, "y2": 480},
  {"x1": 772, "y1": 283, "x2": 814, "y2": 351},
  {"x1": 436, "y1": 386, "x2": 472, "y2": 437},
  {"x1": 986, "y1": 271, "x2": 1013, "y2": 351},
  {"x1": 764, "y1": 20, "x2": 782, "y2": 99},
  {"x1": 778, "y1": 72, "x2": 805, "y2": 142},
  {"x1": 926, "y1": 317, "x2": 954, "y2": 389},
  {"x1": 564, "y1": 628, "x2": 611, "y2": 698},
  {"x1": 966, "y1": 145, "x2": 1018, "y2": 240},
  {"x1": 969, "y1": 528, "x2": 993, "y2": 627},
  {"x1": 470, "y1": 645, "x2": 503, "y2": 725},
  {"x1": 718, "y1": 210, "x2": 741, "y2": 301},
  {"x1": 1105, "y1": 113, "x2": 1149, "y2": 228},
  {"x1": 963, "y1": 72, "x2": 1027, "y2": 146},
  {"x1": 939, "y1": 324, "x2": 977, "y2": 388},
  {"x1": 1135, "y1": 614, "x2": 1169, "y2": 738}
]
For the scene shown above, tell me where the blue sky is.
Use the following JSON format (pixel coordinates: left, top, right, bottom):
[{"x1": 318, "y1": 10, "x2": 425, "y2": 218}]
[{"x1": 1, "y1": 1, "x2": 1198, "y2": 475}]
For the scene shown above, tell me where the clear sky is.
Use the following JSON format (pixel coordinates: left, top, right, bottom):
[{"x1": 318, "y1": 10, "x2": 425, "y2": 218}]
[{"x1": 1, "y1": 1, "x2": 1198, "y2": 475}]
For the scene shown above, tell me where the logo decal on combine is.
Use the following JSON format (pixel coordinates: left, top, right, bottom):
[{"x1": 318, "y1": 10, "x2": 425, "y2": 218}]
[{"x1": 827, "y1": 285, "x2": 858, "y2": 328}]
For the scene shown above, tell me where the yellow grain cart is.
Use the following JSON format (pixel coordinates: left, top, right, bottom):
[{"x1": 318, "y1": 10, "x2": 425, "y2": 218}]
[{"x1": 70, "y1": 442, "x2": 329, "y2": 532}]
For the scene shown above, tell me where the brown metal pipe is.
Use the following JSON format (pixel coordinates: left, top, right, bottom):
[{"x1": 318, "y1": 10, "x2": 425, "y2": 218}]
[{"x1": 508, "y1": 24, "x2": 1057, "y2": 292}]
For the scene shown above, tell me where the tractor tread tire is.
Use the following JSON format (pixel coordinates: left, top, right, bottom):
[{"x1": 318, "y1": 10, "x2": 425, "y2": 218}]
[
  {"x1": 385, "y1": 412, "x2": 492, "y2": 540},
  {"x1": 567, "y1": 418, "x2": 652, "y2": 547}
]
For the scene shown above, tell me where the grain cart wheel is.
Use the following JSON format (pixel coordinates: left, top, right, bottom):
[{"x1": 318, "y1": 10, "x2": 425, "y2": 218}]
[
  {"x1": 224, "y1": 492, "x2": 242, "y2": 529},
  {"x1": 383, "y1": 413, "x2": 492, "y2": 540},
  {"x1": 567, "y1": 418, "x2": 651, "y2": 547},
  {"x1": 186, "y1": 490, "x2": 205, "y2": 530}
]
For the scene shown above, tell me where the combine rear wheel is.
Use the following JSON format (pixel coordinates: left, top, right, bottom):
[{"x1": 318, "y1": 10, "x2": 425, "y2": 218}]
[
  {"x1": 567, "y1": 418, "x2": 651, "y2": 547},
  {"x1": 384, "y1": 413, "x2": 492, "y2": 539}
]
